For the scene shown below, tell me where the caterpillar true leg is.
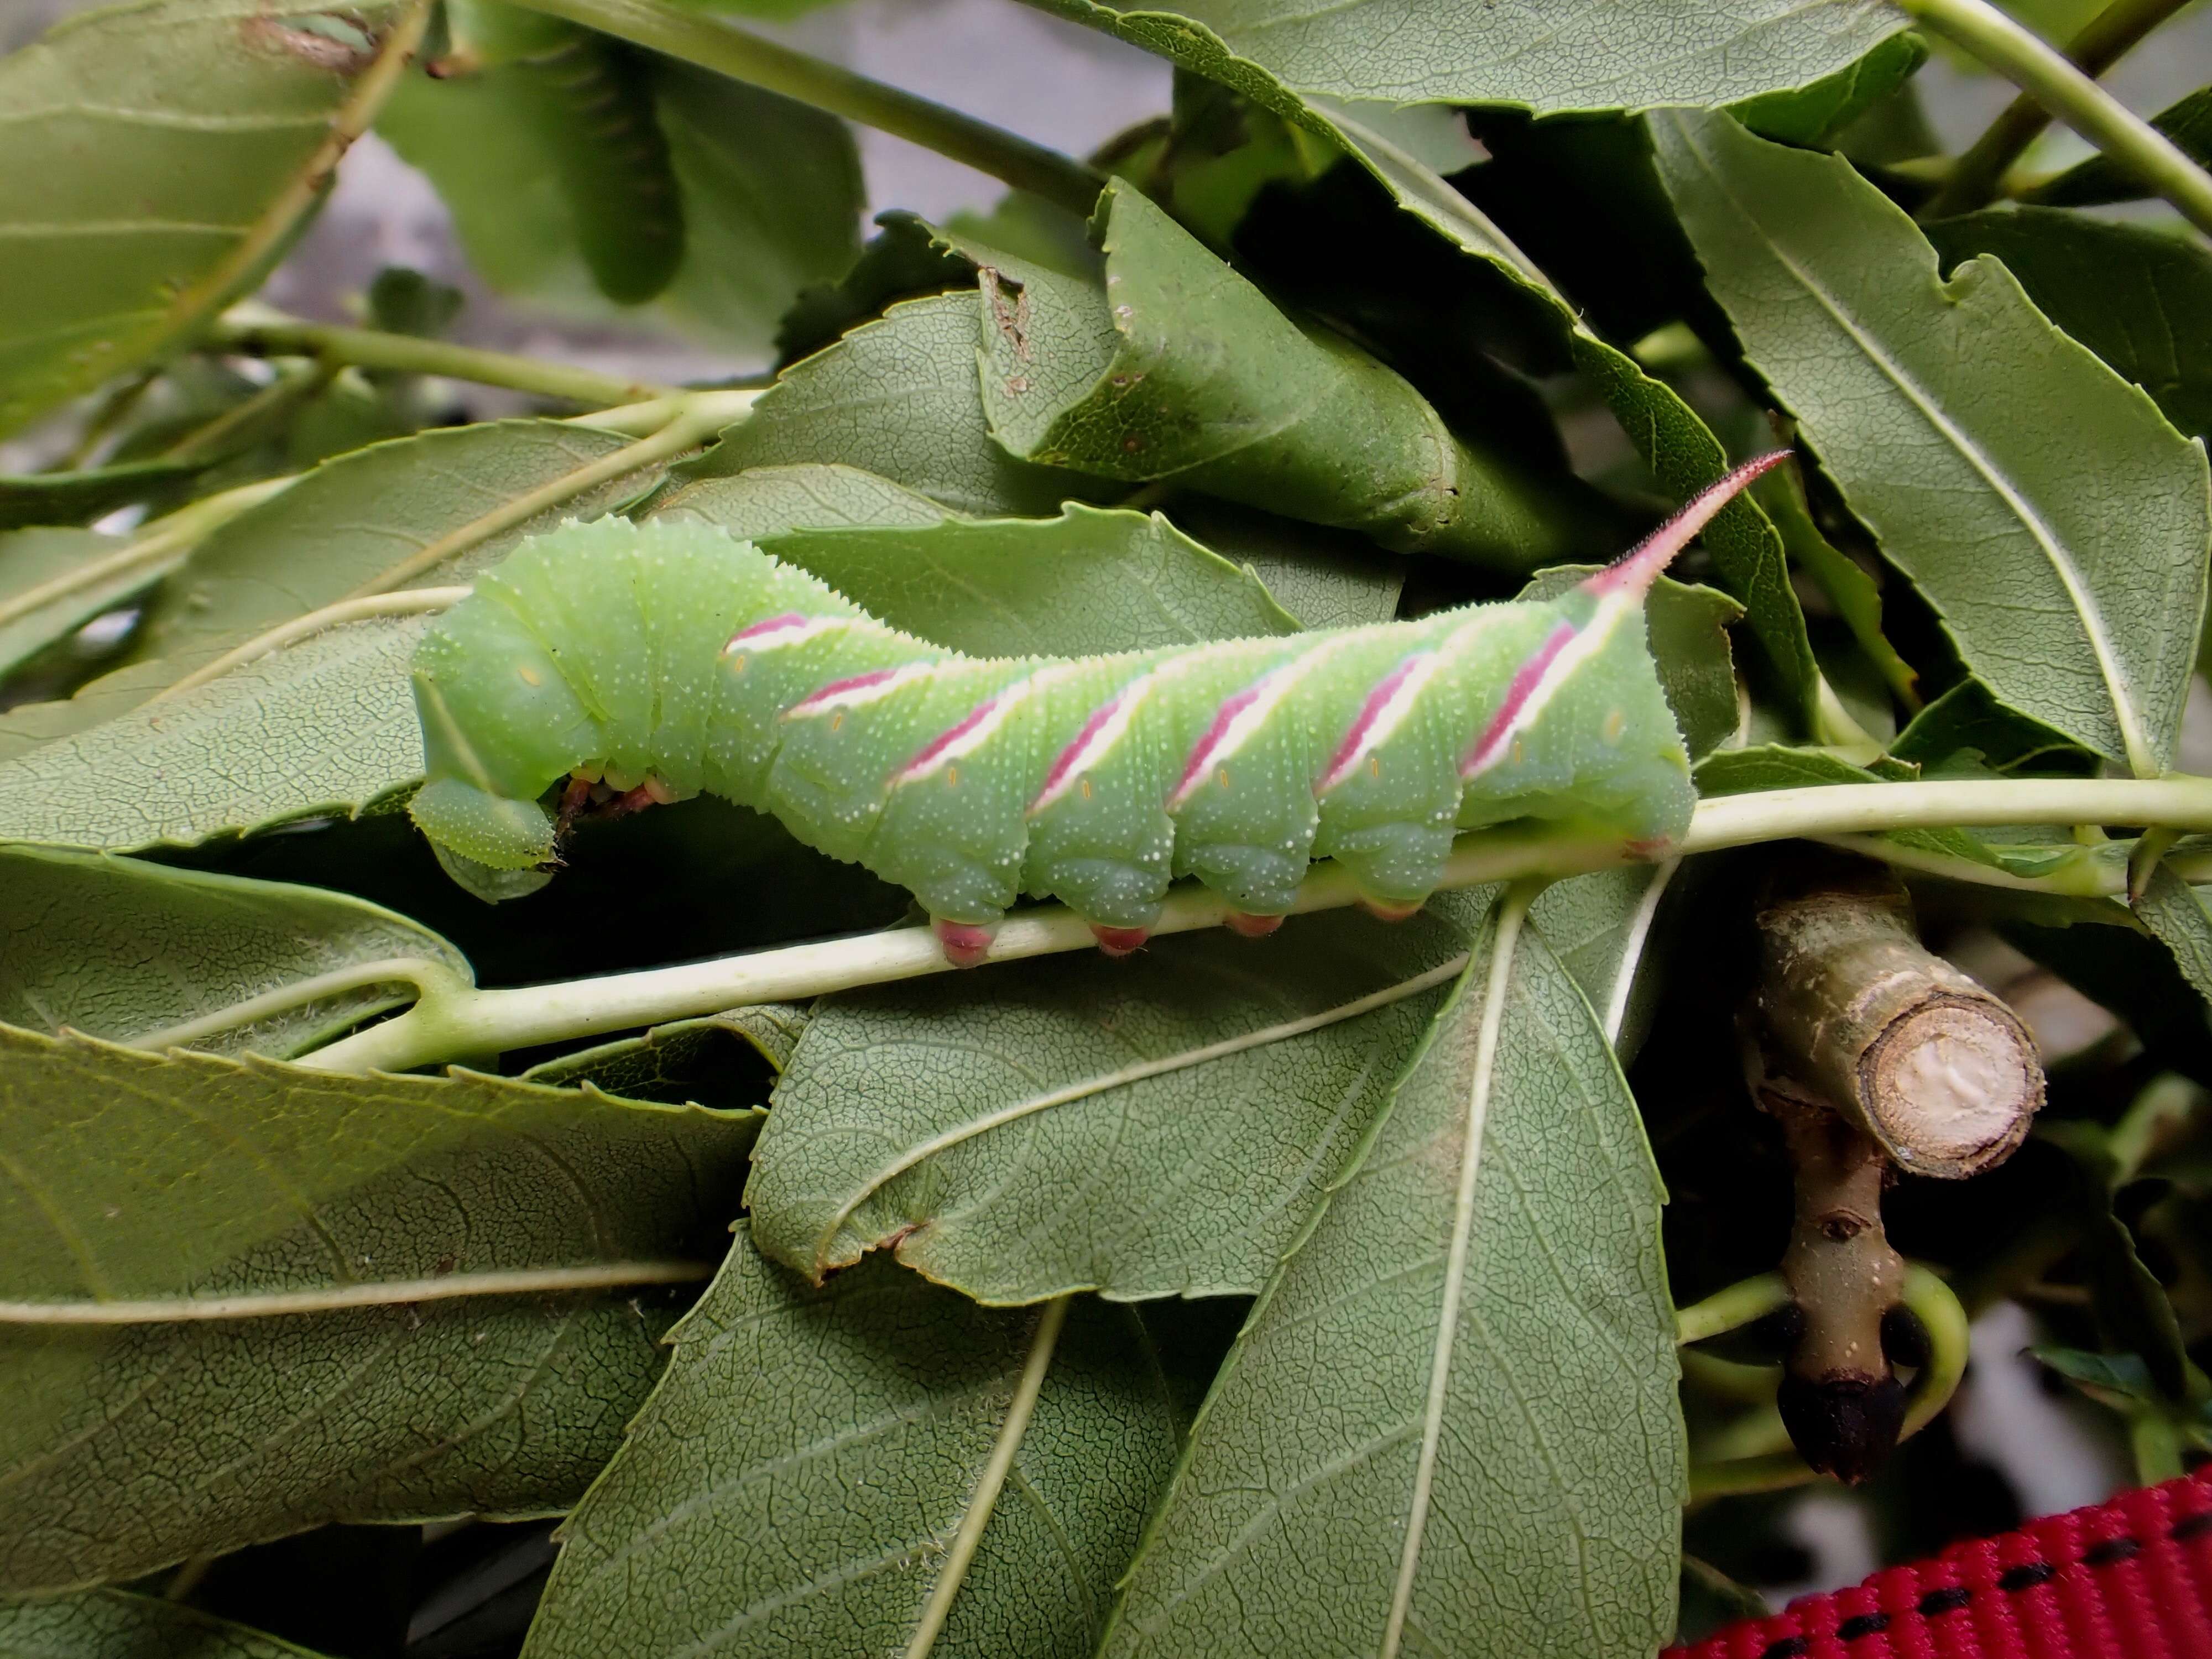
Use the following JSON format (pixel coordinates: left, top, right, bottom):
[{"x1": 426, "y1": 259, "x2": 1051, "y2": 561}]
[{"x1": 408, "y1": 455, "x2": 1788, "y2": 966}]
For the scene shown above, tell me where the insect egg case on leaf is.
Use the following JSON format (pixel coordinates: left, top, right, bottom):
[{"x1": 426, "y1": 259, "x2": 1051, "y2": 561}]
[{"x1": 408, "y1": 453, "x2": 1786, "y2": 964}]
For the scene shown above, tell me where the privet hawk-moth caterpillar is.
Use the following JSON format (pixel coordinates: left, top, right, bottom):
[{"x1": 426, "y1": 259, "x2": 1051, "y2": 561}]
[{"x1": 409, "y1": 453, "x2": 1783, "y2": 964}]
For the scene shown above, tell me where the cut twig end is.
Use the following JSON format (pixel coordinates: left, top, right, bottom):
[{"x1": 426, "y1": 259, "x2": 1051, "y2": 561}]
[{"x1": 1754, "y1": 852, "x2": 2044, "y2": 1179}]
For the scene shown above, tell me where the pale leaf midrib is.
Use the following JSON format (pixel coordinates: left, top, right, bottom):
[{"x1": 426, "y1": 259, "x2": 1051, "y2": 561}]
[
  {"x1": 1381, "y1": 897, "x2": 1527, "y2": 1658},
  {"x1": 812, "y1": 955, "x2": 1470, "y2": 1260}
]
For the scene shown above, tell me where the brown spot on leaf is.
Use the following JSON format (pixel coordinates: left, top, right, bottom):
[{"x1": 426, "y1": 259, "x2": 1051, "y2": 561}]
[
  {"x1": 978, "y1": 267, "x2": 1032, "y2": 361},
  {"x1": 241, "y1": 10, "x2": 383, "y2": 75}
]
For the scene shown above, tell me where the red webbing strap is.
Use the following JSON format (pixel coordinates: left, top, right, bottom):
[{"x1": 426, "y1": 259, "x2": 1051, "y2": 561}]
[{"x1": 1667, "y1": 1468, "x2": 2212, "y2": 1658}]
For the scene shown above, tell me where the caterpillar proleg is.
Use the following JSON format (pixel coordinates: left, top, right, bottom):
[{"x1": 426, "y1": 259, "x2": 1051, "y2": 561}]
[{"x1": 409, "y1": 454, "x2": 1785, "y2": 963}]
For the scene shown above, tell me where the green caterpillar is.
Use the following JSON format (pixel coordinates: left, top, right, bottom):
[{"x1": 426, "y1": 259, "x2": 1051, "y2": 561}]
[{"x1": 410, "y1": 455, "x2": 1782, "y2": 963}]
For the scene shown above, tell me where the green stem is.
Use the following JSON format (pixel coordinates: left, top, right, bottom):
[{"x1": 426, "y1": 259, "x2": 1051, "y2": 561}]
[
  {"x1": 161, "y1": 359, "x2": 337, "y2": 463},
  {"x1": 342, "y1": 390, "x2": 758, "y2": 597},
  {"x1": 212, "y1": 304, "x2": 677, "y2": 407},
  {"x1": 1677, "y1": 1273, "x2": 1791, "y2": 1345},
  {"x1": 1900, "y1": 0, "x2": 2212, "y2": 235},
  {"x1": 295, "y1": 775, "x2": 2212, "y2": 1076},
  {"x1": 504, "y1": 0, "x2": 1105, "y2": 215},
  {"x1": 1927, "y1": 0, "x2": 2193, "y2": 217}
]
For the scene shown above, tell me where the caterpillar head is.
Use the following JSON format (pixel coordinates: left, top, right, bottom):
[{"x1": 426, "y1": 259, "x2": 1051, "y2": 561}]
[{"x1": 408, "y1": 586, "x2": 602, "y2": 879}]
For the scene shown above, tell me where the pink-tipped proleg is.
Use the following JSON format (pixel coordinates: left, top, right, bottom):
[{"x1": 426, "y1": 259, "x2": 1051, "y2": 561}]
[{"x1": 932, "y1": 919, "x2": 996, "y2": 968}]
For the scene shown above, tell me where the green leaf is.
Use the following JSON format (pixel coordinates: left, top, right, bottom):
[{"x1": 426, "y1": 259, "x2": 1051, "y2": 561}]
[
  {"x1": 1891, "y1": 679, "x2": 2096, "y2": 775},
  {"x1": 2031, "y1": 85, "x2": 2212, "y2": 208},
  {"x1": 1306, "y1": 111, "x2": 1817, "y2": 713},
  {"x1": 0, "y1": 458, "x2": 204, "y2": 531},
  {"x1": 1531, "y1": 864, "x2": 1683, "y2": 1064},
  {"x1": 1753, "y1": 461, "x2": 1917, "y2": 708},
  {"x1": 2034, "y1": 1117, "x2": 2195, "y2": 1403},
  {"x1": 1100, "y1": 893, "x2": 1680, "y2": 1659},
  {"x1": 0, "y1": 0, "x2": 418, "y2": 439},
  {"x1": 379, "y1": 33, "x2": 861, "y2": 355},
  {"x1": 675, "y1": 293, "x2": 1102, "y2": 517},
  {"x1": 1729, "y1": 30, "x2": 1929, "y2": 148},
  {"x1": 1651, "y1": 109, "x2": 2212, "y2": 778},
  {"x1": 0, "y1": 526, "x2": 165, "y2": 682},
  {"x1": 471, "y1": 15, "x2": 686, "y2": 305},
  {"x1": 520, "y1": 1240, "x2": 1180, "y2": 1659},
  {"x1": 2136, "y1": 865, "x2": 2212, "y2": 1013},
  {"x1": 131, "y1": 419, "x2": 644, "y2": 675},
  {"x1": 0, "y1": 845, "x2": 471, "y2": 1059},
  {"x1": 2032, "y1": 1344, "x2": 2160, "y2": 1404},
  {"x1": 0, "y1": 615, "x2": 426, "y2": 848},
  {"x1": 1927, "y1": 208, "x2": 2212, "y2": 441},
  {"x1": 969, "y1": 182, "x2": 1626, "y2": 573},
  {"x1": 1516, "y1": 567, "x2": 1743, "y2": 759},
  {"x1": 1022, "y1": 0, "x2": 1907, "y2": 114},
  {"x1": 653, "y1": 465, "x2": 1406, "y2": 634},
  {"x1": 0, "y1": 1590, "x2": 333, "y2": 1658},
  {"x1": 649, "y1": 460, "x2": 954, "y2": 539},
  {"x1": 0, "y1": 1025, "x2": 759, "y2": 1591},
  {"x1": 755, "y1": 505, "x2": 1300, "y2": 654},
  {"x1": 747, "y1": 908, "x2": 1473, "y2": 1300}
]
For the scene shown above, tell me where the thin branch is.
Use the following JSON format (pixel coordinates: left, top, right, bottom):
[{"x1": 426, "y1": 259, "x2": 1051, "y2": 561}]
[
  {"x1": 0, "y1": 1260, "x2": 716, "y2": 1324},
  {"x1": 154, "y1": 589, "x2": 473, "y2": 702},
  {"x1": 0, "y1": 475, "x2": 295, "y2": 634},
  {"x1": 294, "y1": 776, "x2": 2212, "y2": 1077},
  {"x1": 161, "y1": 359, "x2": 337, "y2": 463},
  {"x1": 1901, "y1": 0, "x2": 2212, "y2": 235},
  {"x1": 213, "y1": 304, "x2": 679, "y2": 408},
  {"x1": 504, "y1": 0, "x2": 1105, "y2": 215},
  {"x1": 155, "y1": 1, "x2": 432, "y2": 343},
  {"x1": 902, "y1": 1296, "x2": 1072, "y2": 1659},
  {"x1": 1927, "y1": 0, "x2": 2194, "y2": 217}
]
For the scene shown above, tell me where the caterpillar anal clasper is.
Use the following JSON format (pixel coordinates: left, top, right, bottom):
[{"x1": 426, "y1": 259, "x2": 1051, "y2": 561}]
[{"x1": 408, "y1": 455, "x2": 1785, "y2": 964}]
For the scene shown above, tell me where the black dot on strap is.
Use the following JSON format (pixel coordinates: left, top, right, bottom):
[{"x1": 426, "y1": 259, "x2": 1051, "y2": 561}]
[
  {"x1": 1998, "y1": 1562, "x2": 2057, "y2": 1592},
  {"x1": 2174, "y1": 1511, "x2": 2212, "y2": 1542},
  {"x1": 1837, "y1": 1612, "x2": 1891, "y2": 1640},
  {"x1": 2083, "y1": 1535, "x2": 2141, "y2": 1566},
  {"x1": 1758, "y1": 1640, "x2": 1809, "y2": 1659},
  {"x1": 1917, "y1": 1586, "x2": 1973, "y2": 1615}
]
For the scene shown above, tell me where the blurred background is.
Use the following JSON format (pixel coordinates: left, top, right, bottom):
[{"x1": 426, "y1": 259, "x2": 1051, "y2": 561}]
[{"x1": 8, "y1": 0, "x2": 2212, "y2": 1635}]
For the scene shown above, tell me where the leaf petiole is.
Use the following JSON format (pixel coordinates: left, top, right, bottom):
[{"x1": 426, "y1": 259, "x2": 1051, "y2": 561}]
[{"x1": 212, "y1": 302, "x2": 682, "y2": 408}]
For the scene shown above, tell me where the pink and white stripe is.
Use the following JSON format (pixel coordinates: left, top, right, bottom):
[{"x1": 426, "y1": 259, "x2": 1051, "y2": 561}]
[
  {"x1": 1458, "y1": 599, "x2": 1642, "y2": 780},
  {"x1": 1166, "y1": 638, "x2": 1365, "y2": 811},
  {"x1": 781, "y1": 660, "x2": 937, "y2": 720},
  {"x1": 1315, "y1": 649, "x2": 1443, "y2": 795},
  {"x1": 1029, "y1": 675, "x2": 1154, "y2": 815},
  {"x1": 723, "y1": 612, "x2": 854, "y2": 656},
  {"x1": 893, "y1": 665, "x2": 1082, "y2": 786}
]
